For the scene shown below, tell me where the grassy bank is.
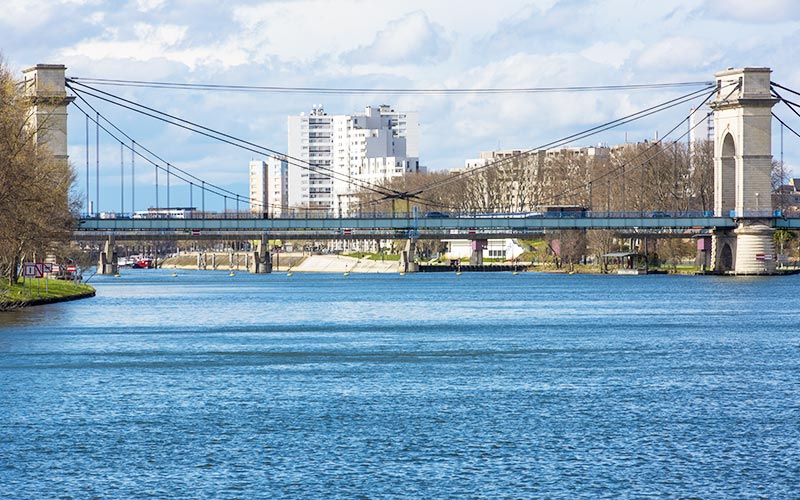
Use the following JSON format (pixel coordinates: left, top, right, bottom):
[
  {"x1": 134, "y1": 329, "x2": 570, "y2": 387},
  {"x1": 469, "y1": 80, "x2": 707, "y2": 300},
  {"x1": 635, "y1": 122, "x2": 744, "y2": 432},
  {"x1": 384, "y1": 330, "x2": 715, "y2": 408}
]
[{"x1": 1, "y1": 278, "x2": 95, "y2": 310}]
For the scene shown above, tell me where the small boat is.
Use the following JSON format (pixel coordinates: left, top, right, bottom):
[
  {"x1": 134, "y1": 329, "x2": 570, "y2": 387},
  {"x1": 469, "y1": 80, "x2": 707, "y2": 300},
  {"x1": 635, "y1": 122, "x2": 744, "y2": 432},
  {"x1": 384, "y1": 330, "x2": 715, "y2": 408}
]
[{"x1": 131, "y1": 258, "x2": 154, "y2": 269}]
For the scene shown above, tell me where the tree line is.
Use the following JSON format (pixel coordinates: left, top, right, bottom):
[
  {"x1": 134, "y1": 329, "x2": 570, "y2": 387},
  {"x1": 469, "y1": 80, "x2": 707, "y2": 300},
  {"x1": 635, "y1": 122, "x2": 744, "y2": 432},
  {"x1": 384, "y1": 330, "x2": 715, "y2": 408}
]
[
  {"x1": 355, "y1": 139, "x2": 798, "y2": 268},
  {"x1": 358, "y1": 140, "x2": 716, "y2": 215}
]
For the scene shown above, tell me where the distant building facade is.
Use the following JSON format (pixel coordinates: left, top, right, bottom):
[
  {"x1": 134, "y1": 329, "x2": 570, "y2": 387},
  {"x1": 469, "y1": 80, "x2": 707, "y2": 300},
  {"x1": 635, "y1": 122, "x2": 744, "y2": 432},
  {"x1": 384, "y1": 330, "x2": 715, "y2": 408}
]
[
  {"x1": 287, "y1": 105, "x2": 421, "y2": 215},
  {"x1": 689, "y1": 106, "x2": 714, "y2": 144},
  {"x1": 458, "y1": 146, "x2": 610, "y2": 173},
  {"x1": 774, "y1": 177, "x2": 800, "y2": 211},
  {"x1": 249, "y1": 156, "x2": 288, "y2": 217},
  {"x1": 453, "y1": 146, "x2": 611, "y2": 211},
  {"x1": 689, "y1": 106, "x2": 714, "y2": 162}
]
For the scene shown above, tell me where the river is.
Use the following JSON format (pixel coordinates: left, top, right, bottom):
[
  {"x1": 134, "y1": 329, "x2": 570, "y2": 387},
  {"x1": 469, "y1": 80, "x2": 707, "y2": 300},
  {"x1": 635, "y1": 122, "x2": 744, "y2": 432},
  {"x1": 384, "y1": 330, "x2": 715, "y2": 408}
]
[{"x1": 1, "y1": 270, "x2": 799, "y2": 498}]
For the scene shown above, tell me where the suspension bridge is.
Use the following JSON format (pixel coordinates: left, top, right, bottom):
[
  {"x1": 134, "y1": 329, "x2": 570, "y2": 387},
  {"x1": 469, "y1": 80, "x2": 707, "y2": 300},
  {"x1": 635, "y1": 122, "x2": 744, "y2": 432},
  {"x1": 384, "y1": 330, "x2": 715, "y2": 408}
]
[{"x1": 22, "y1": 64, "x2": 800, "y2": 275}]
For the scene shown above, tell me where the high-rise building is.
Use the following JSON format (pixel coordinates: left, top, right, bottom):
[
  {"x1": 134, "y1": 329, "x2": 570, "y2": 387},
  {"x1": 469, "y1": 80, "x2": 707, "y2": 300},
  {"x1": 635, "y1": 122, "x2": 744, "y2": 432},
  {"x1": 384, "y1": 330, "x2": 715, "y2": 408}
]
[
  {"x1": 689, "y1": 106, "x2": 714, "y2": 148},
  {"x1": 288, "y1": 105, "x2": 421, "y2": 214},
  {"x1": 249, "y1": 156, "x2": 288, "y2": 217}
]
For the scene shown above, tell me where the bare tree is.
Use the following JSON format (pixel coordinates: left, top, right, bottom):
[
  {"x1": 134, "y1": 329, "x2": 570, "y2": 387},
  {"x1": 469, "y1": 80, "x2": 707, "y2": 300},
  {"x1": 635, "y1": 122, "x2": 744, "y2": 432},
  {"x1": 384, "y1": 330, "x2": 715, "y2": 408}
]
[
  {"x1": 689, "y1": 140, "x2": 714, "y2": 212},
  {"x1": 0, "y1": 58, "x2": 78, "y2": 285}
]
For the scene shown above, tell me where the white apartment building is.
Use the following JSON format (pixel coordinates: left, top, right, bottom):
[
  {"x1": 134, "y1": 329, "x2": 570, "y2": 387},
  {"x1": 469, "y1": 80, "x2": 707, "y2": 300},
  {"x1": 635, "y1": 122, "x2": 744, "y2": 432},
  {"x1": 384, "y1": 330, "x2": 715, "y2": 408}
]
[
  {"x1": 457, "y1": 145, "x2": 610, "y2": 174},
  {"x1": 288, "y1": 104, "x2": 421, "y2": 214},
  {"x1": 249, "y1": 157, "x2": 289, "y2": 217},
  {"x1": 689, "y1": 106, "x2": 714, "y2": 165},
  {"x1": 689, "y1": 106, "x2": 714, "y2": 145}
]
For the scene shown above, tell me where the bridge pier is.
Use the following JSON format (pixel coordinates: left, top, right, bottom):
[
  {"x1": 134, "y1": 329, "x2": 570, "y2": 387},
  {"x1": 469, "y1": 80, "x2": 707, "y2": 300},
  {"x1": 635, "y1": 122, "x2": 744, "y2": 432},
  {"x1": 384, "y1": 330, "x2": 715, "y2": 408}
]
[
  {"x1": 696, "y1": 236, "x2": 712, "y2": 270},
  {"x1": 469, "y1": 239, "x2": 487, "y2": 266},
  {"x1": 712, "y1": 223, "x2": 777, "y2": 275},
  {"x1": 249, "y1": 236, "x2": 272, "y2": 274},
  {"x1": 400, "y1": 239, "x2": 418, "y2": 273},
  {"x1": 197, "y1": 252, "x2": 207, "y2": 270},
  {"x1": 97, "y1": 236, "x2": 118, "y2": 275}
]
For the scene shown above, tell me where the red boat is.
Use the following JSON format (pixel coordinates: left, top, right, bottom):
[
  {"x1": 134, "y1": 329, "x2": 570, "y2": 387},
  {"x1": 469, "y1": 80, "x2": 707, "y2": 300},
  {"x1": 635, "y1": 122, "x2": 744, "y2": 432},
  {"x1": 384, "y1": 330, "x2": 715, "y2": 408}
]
[{"x1": 131, "y1": 258, "x2": 154, "y2": 269}]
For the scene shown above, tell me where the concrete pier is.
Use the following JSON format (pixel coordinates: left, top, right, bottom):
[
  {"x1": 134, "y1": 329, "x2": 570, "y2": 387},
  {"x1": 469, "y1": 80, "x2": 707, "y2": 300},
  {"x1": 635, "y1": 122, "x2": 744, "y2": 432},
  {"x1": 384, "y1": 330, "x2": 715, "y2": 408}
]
[
  {"x1": 248, "y1": 236, "x2": 272, "y2": 274},
  {"x1": 97, "y1": 237, "x2": 118, "y2": 275},
  {"x1": 469, "y1": 239, "x2": 487, "y2": 266},
  {"x1": 400, "y1": 239, "x2": 418, "y2": 273}
]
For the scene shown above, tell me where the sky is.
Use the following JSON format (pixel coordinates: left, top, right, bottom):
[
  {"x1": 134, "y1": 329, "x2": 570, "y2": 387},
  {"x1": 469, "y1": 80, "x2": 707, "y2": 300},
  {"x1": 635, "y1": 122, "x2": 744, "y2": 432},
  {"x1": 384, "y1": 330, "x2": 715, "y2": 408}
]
[{"x1": 2, "y1": 0, "x2": 800, "y2": 213}]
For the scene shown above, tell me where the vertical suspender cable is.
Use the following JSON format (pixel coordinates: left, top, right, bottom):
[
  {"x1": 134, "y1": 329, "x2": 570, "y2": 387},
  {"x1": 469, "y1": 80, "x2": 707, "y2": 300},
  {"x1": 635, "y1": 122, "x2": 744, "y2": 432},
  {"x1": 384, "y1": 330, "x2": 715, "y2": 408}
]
[
  {"x1": 673, "y1": 143, "x2": 678, "y2": 213},
  {"x1": 131, "y1": 140, "x2": 136, "y2": 214},
  {"x1": 202, "y1": 181, "x2": 205, "y2": 215},
  {"x1": 166, "y1": 163, "x2": 171, "y2": 209},
  {"x1": 155, "y1": 163, "x2": 159, "y2": 211},
  {"x1": 96, "y1": 112, "x2": 100, "y2": 214},
  {"x1": 120, "y1": 142, "x2": 125, "y2": 215},
  {"x1": 781, "y1": 122, "x2": 785, "y2": 210},
  {"x1": 85, "y1": 114, "x2": 89, "y2": 215},
  {"x1": 190, "y1": 182, "x2": 193, "y2": 210}
]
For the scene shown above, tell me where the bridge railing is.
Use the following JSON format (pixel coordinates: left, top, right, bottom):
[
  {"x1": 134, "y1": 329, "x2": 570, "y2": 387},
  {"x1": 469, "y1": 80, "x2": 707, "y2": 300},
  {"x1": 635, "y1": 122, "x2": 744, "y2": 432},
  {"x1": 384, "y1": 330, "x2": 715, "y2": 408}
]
[
  {"x1": 729, "y1": 210, "x2": 784, "y2": 218},
  {"x1": 80, "y1": 209, "x2": 732, "y2": 221}
]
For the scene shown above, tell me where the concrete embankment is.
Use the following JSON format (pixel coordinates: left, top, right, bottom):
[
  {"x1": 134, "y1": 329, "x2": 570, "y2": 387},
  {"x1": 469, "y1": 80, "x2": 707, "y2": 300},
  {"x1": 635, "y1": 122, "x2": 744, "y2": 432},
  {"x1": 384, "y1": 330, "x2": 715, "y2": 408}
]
[
  {"x1": 160, "y1": 252, "x2": 306, "y2": 272},
  {"x1": 291, "y1": 254, "x2": 399, "y2": 273},
  {"x1": 160, "y1": 252, "x2": 400, "y2": 273}
]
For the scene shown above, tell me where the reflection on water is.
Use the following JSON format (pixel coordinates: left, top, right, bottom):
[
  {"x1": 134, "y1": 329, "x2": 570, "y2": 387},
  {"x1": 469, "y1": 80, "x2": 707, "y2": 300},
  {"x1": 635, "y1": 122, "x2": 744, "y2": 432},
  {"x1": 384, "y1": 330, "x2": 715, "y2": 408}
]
[{"x1": 2, "y1": 270, "x2": 799, "y2": 498}]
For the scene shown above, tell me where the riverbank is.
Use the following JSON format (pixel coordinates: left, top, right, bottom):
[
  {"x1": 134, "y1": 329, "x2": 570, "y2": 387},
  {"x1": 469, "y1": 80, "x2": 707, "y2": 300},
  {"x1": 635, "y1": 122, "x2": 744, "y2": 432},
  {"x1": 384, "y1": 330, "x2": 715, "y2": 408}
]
[
  {"x1": 0, "y1": 279, "x2": 95, "y2": 310},
  {"x1": 161, "y1": 252, "x2": 400, "y2": 273}
]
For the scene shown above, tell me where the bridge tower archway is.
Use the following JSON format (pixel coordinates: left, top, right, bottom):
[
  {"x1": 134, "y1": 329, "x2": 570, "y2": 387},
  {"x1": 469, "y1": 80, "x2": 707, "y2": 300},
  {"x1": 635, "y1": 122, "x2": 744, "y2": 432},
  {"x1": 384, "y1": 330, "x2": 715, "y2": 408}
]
[
  {"x1": 710, "y1": 67, "x2": 778, "y2": 274},
  {"x1": 719, "y1": 242, "x2": 733, "y2": 272},
  {"x1": 718, "y1": 133, "x2": 736, "y2": 215}
]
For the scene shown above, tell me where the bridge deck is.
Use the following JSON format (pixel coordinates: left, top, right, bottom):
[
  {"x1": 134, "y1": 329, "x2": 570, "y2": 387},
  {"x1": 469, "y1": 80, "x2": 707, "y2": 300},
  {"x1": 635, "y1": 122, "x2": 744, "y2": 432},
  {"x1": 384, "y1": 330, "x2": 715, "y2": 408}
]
[{"x1": 74, "y1": 213, "x2": 763, "y2": 240}]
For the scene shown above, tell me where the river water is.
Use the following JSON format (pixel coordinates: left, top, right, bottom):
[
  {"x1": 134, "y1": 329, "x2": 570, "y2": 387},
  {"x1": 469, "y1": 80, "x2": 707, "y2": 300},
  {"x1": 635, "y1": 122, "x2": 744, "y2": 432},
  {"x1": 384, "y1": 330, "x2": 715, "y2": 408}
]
[{"x1": 1, "y1": 270, "x2": 799, "y2": 498}]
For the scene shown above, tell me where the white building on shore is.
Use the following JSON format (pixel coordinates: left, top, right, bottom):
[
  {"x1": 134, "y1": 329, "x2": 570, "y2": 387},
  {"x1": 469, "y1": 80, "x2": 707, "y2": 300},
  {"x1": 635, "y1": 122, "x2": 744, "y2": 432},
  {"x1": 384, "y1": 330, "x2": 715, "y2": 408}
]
[
  {"x1": 444, "y1": 239, "x2": 526, "y2": 261},
  {"x1": 287, "y1": 105, "x2": 421, "y2": 215}
]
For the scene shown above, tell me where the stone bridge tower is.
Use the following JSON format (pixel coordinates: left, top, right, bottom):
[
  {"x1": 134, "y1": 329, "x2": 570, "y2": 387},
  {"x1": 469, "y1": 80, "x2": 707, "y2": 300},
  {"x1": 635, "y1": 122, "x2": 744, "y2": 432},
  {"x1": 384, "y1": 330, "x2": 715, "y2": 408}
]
[
  {"x1": 22, "y1": 64, "x2": 73, "y2": 167},
  {"x1": 710, "y1": 67, "x2": 778, "y2": 274}
]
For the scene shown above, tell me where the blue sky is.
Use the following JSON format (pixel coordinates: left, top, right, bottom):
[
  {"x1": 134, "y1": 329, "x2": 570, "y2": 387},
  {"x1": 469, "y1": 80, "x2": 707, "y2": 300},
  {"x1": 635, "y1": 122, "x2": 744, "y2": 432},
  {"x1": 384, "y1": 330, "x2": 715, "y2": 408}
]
[{"x1": 2, "y1": 0, "x2": 800, "y2": 212}]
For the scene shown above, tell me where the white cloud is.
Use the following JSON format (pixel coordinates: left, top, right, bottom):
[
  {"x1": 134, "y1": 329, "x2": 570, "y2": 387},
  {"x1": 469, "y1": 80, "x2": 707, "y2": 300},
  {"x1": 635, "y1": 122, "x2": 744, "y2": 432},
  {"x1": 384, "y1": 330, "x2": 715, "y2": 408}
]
[
  {"x1": 6, "y1": 0, "x2": 798, "y2": 190},
  {"x1": 581, "y1": 41, "x2": 645, "y2": 70},
  {"x1": 346, "y1": 11, "x2": 450, "y2": 65},
  {"x1": 636, "y1": 37, "x2": 721, "y2": 71},
  {"x1": 58, "y1": 23, "x2": 250, "y2": 70},
  {"x1": 230, "y1": 0, "x2": 538, "y2": 63},
  {"x1": 87, "y1": 11, "x2": 106, "y2": 25},
  {"x1": 132, "y1": 23, "x2": 186, "y2": 46},
  {"x1": 705, "y1": 0, "x2": 800, "y2": 22},
  {"x1": 0, "y1": 0, "x2": 54, "y2": 28},
  {"x1": 135, "y1": 0, "x2": 166, "y2": 12}
]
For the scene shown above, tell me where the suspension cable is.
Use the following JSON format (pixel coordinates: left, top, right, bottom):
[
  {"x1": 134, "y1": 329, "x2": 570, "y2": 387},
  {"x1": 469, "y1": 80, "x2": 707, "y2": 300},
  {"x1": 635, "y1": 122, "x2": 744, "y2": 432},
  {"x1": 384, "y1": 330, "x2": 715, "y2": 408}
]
[
  {"x1": 68, "y1": 76, "x2": 714, "y2": 95},
  {"x1": 67, "y1": 80, "x2": 406, "y2": 200},
  {"x1": 404, "y1": 84, "x2": 719, "y2": 202},
  {"x1": 538, "y1": 81, "x2": 739, "y2": 206},
  {"x1": 72, "y1": 101, "x2": 280, "y2": 213}
]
